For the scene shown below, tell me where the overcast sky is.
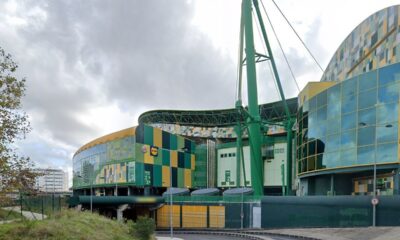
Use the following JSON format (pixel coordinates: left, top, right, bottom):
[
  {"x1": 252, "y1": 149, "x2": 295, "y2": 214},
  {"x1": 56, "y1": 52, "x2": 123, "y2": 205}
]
[{"x1": 1, "y1": 0, "x2": 399, "y2": 186}]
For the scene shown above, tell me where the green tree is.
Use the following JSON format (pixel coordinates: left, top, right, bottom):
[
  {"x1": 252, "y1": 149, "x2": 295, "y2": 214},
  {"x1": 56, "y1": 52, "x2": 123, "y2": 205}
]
[{"x1": 0, "y1": 47, "x2": 36, "y2": 205}]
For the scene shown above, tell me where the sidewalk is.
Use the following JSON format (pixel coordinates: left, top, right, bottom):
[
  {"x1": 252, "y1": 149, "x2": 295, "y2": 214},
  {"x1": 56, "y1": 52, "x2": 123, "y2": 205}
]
[
  {"x1": 264, "y1": 227, "x2": 400, "y2": 240},
  {"x1": 2, "y1": 206, "x2": 47, "y2": 220}
]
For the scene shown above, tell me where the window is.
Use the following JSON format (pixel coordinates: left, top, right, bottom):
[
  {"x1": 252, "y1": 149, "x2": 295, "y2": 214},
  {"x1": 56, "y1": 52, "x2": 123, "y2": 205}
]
[
  {"x1": 378, "y1": 82, "x2": 399, "y2": 104},
  {"x1": 341, "y1": 148, "x2": 356, "y2": 166},
  {"x1": 358, "y1": 108, "x2": 376, "y2": 126},
  {"x1": 342, "y1": 77, "x2": 357, "y2": 97},
  {"x1": 341, "y1": 94, "x2": 357, "y2": 114},
  {"x1": 357, "y1": 146, "x2": 375, "y2": 165},
  {"x1": 317, "y1": 91, "x2": 327, "y2": 107},
  {"x1": 377, "y1": 143, "x2": 397, "y2": 163},
  {"x1": 341, "y1": 130, "x2": 356, "y2": 149},
  {"x1": 377, "y1": 124, "x2": 397, "y2": 143},
  {"x1": 341, "y1": 112, "x2": 357, "y2": 131},
  {"x1": 379, "y1": 63, "x2": 400, "y2": 86},
  {"x1": 358, "y1": 70, "x2": 377, "y2": 92},
  {"x1": 377, "y1": 102, "x2": 398, "y2": 124},
  {"x1": 358, "y1": 88, "x2": 377, "y2": 110},
  {"x1": 357, "y1": 126, "x2": 375, "y2": 146}
]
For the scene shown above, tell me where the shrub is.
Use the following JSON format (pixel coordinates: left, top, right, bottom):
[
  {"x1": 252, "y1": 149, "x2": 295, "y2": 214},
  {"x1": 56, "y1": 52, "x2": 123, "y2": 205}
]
[{"x1": 131, "y1": 216, "x2": 155, "y2": 240}]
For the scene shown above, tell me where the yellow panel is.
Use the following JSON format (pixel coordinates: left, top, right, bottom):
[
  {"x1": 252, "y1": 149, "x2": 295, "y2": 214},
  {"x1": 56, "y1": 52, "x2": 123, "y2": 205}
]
[
  {"x1": 184, "y1": 169, "x2": 192, "y2": 188},
  {"x1": 191, "y1": 155, "x2": 195, "y2": 170},
  {"x1": 144, "y1": 150, "x2": 154, "y2": 164},
  {"x1": 156, "y1": 205, "x2": 180, "y2": 228},
  {"x1": 209, "y1": 206, "x2": 225, "y2": 228},
  {"x1": 162, "y1": 166, "x2": 170, "y2": 187},
  {"x1": 298, "y1": 82, "x2": 337, "y2": 106},
  {"x1": 182, "y1": 205, "x2": 207, "y2": 228},
  {"x1": 354, "y1": 181, "x2": 359, "y2": 193},
  {"x1": 171, "y1": 151, "x2": 178, "y2": 168},
  {"x1": 153, "y1": 127, "x2": 162, "y2": 148}
]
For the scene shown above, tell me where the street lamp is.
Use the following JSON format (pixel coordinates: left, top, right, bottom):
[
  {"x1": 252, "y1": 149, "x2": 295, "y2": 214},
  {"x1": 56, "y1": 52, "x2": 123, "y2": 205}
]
[{"x1": 359, "y1": 122, "x2": 392, "y2": 227}]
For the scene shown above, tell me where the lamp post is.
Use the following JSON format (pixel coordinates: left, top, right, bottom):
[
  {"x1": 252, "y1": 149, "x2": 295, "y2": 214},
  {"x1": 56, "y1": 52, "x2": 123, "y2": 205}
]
[{"x1": 359, "y1": 122, "x2": 392, "y2": 227}]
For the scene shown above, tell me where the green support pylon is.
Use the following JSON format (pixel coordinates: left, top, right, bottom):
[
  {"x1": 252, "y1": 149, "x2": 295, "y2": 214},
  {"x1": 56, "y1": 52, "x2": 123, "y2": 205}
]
[
  {"x1": 242, "y1": 0, "x2": 263, "y2": 196},
  {"x1": 252, "y1": 0, "x2": 294, "y2": 195}
]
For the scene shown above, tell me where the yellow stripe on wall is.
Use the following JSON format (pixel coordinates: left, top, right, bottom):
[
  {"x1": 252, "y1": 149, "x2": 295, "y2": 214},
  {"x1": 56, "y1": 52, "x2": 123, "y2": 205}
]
[
  {"x1": 171, "y1": 151, "x2": 178, "y2": 168},
  {"x1": 153, "y1": 127, "x2": 162, "y2": 148},
  {"x1": 184, "y1": 169, "x2": 192, "y2": 188},
  {"x1": 191, "y1": 155, "x2": 195, "y2": 170},
  {"x1": 162, "y1": 166, "x2": 170, "y2": 187}
]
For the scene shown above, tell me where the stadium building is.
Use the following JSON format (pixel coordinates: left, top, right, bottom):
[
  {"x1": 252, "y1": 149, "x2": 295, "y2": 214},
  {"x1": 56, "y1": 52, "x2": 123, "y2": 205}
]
[{"x1": 72, "y1": 4, "x2": 400, "y2": 225}]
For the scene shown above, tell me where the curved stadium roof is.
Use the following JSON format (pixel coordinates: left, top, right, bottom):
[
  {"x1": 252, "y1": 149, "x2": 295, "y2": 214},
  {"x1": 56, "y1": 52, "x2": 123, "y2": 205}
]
[{"x1": 138, "y1": 98, "x2": 297, "y2": 127}]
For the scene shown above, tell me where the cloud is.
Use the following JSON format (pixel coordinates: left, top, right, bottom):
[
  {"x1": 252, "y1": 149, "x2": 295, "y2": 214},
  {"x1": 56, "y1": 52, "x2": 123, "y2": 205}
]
[{"x1": 0, "y1": 0, "x2": 236, "y2": 182}]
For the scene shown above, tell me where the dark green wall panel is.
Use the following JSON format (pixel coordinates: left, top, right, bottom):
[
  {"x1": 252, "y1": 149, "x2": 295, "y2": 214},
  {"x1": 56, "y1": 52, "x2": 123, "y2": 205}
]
[
  {"x1": 178, "y1": 168, "x2": 184, "y2": 188},
  {"x1": 170, "y1": 135, "x2": 177, "y2": 150},
  {"x1": 135, "y1": 162, "x2": 144, "y2": 186},
  {"x1": 162, "y1": 149, "x2": 170, "y2": 166},
  {"x1": 153, "y1": 164, "x2": 162, "y2": 187},
  {"x1": 184, "y1": 153, "x2": 191, "y2": 169},
  {"x1": 144, "y1": 125, "x2": 154, "y2": 146}
]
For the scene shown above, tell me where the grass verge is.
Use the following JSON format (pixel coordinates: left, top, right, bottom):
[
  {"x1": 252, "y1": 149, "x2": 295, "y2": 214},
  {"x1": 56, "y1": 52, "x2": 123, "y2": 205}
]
[
  {"x1": 0, "y1": 210, "x2": 135, "y2": 240},
  {"x1": 0, "y1": 208, "x2": 23, "y2": 221}
]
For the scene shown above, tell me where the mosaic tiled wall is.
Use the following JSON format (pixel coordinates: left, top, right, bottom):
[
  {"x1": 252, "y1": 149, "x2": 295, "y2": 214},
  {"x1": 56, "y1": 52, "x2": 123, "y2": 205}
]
[
  {"x1": 149, "y1": 123, "x2": 286, "y2": 139},
  {"x1": 73, "y1": 125, "x2": 196, "y2": 189},
  {"x1": 321, "y1": 5, "x2": 400, "y2": 82}
]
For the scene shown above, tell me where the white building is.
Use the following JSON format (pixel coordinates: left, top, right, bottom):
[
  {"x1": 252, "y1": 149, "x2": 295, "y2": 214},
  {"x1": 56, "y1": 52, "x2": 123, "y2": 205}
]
[{"x1": 34, "y1": 168, "x2": 69, "y2": 192}]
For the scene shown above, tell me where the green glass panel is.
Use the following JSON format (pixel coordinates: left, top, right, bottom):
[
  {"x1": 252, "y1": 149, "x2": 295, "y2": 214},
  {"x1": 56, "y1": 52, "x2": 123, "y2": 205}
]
[
  {"x1": 153, "y1": 164, "x2": 162, "y2": 187},
  {"x1": 144, "y1": 125, "x2": 153, "y2": 146},
  {"x1": 177, "y1": 136, "x2": 185, "y2": 150},
  {"x1": 154, "y1": 149, "x2": 162, "y2": 165},
  {"x1": 170, "y1": 134, "x2": 177, "y2": 150},
  {"x1": 135, "y1": 143, "x2": 144, "y2": 162},
  {"x1": 162, "y1": 149, "x2": 170, "y2": 166},
  {"x1": 178, "y1": 168, "x2": 184, "y2": 188},
  {"x1": 135, "y1": 162, "x2": 144, "y2": 186},
  {"x1": 184, "y1": 153, "x2": 191, "y2": 169}
]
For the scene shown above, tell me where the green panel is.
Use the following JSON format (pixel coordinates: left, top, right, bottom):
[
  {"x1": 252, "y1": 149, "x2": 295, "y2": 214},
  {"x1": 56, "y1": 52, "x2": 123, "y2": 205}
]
[
  {"x1": 193, "y1": 145, "x2": 207, "y2": 188},
  {"x1": 178, "y1": 168, "x2": 184, "y2": 188},
  {"x1": 144, "y1": 125, "x2": 154, "y2": 146},
  {"x1": 177, "y1": 136, "x2": 185, "y2": 150},
  {"x1": 135, "y1": 162, "x2": 144, "y2": 186},
  {"x1": 184, "y1": 153, "x2": 191, "y2": 169},
  {"x1": 153, "y1": 164, "x2": 162, "y2": 187},
  {"x1": 162, "y1": 149, "x2": 170, "y2": 166},
  {"x1": 135, "y1": 143, "x2": 144, "y2": 163},
  {"x1": 154, "y1": 149, "x2": 163, "y2": 165},
  {"x1": 170, "y1": 134, "x2": 177, "y2": 150}
]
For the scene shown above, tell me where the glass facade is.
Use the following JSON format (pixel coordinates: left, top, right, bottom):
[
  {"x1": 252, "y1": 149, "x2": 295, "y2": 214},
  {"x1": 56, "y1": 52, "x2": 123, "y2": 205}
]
[
  {"x1": 73, "y1": 136, "x2": 135, "y2": 188},
  {"x1": 297, "y1": 62, "x2": 400, "y2": 175}
]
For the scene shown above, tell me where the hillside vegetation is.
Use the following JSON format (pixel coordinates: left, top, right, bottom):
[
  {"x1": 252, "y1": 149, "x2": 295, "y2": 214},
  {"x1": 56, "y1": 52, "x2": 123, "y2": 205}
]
[{"x1": 0, "y1": 210, "x2": 135, "y2": 240}]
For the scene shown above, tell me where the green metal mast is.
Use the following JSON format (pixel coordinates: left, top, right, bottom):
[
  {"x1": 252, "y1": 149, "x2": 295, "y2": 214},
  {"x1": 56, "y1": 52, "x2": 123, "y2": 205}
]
[
  {"x1": 252, "y1": 0, "x2": 293, "y2": 195},
  {"x1": 236, "y1": 0, "x2": 294, "y2": 196},
  {"x1": 242, "y1": 0, "x2": 264, "y2": 195}
]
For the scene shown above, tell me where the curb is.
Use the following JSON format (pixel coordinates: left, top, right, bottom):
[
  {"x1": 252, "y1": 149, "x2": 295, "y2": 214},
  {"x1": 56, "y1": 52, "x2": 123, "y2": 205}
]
[{"x1": 156, "y1": 229, "x2": 321, "y2": 240}]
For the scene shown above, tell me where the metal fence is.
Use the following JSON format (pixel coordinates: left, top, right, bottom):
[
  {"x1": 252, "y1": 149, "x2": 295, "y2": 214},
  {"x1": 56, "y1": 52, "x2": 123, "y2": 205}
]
[
  {"x1": 0, "y1": 193, "x2": 70, "y2": 221},
  {"x1": 156, "y1": 196, "x2": 261, "y2": 229},
  {"x1": 261, "y1": 195, "x2": 400, "y2": 228}
]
